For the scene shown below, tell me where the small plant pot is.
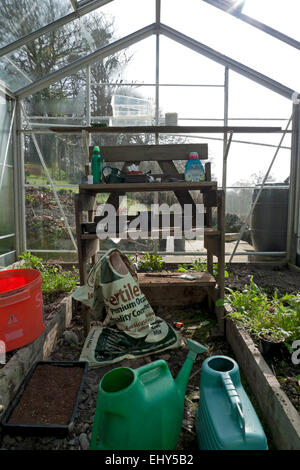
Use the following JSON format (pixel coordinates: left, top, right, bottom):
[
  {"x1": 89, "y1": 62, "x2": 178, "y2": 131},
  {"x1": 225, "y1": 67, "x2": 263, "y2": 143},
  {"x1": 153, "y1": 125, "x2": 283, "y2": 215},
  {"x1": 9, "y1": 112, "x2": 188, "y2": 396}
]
[{"x1": 258, "y1": 333, "x2": 285, "y2": 357}]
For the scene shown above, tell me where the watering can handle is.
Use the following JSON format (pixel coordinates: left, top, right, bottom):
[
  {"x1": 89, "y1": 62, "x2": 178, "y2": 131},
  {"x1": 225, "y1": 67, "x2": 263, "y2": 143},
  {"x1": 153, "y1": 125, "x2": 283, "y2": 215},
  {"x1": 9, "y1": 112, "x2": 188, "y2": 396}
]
[
  {"x1": 137, "y1": 360, "x2": 168, "y2": 383},
  {"x1": 221, "y1": 373, "x2": 245, "y2": 435}
]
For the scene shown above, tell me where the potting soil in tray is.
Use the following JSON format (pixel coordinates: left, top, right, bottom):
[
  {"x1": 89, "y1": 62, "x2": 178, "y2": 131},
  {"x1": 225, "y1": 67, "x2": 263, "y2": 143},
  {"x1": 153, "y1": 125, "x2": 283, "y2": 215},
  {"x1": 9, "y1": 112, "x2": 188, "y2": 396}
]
[{"x1": 8, "y1": 365, "x2": 84, "y2": 426}]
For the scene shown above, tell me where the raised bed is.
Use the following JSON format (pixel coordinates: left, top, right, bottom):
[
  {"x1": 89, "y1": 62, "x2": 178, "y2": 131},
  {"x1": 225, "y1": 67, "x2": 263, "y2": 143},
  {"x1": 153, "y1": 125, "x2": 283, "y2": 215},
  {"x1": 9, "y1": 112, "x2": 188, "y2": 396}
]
[
  {"x1": 138, "y1": 272, "x2": 215, "y2": 307},
  {"x1": 0, "y1": 296, "x2": 72, "y2": 416},
  {"x1": 225, "y1": 306, "x2": 300, "y2": 450}
]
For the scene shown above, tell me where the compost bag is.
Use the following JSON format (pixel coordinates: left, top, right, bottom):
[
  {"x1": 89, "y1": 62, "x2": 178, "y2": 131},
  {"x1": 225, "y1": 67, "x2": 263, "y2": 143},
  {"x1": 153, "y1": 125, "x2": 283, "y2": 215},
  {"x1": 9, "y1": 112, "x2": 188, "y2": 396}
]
[{"x1": 72, "y1": 248, "x2": 181, "y2": 366}]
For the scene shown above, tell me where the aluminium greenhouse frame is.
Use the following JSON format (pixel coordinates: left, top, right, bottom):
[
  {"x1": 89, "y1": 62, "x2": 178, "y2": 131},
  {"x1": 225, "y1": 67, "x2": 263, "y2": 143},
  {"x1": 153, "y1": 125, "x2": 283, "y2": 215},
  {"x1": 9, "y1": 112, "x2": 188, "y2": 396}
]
[{"x1": 0, "y1": 0, "x2": 300, "y2": 266}]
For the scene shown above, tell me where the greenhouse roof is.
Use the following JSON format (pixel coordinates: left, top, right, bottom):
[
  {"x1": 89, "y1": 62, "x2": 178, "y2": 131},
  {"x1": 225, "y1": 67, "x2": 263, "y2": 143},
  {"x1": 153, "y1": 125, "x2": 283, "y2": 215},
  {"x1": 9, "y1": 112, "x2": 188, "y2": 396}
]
[{"x1": 0, "y1": 0, "x2": 299, "y2": 100}]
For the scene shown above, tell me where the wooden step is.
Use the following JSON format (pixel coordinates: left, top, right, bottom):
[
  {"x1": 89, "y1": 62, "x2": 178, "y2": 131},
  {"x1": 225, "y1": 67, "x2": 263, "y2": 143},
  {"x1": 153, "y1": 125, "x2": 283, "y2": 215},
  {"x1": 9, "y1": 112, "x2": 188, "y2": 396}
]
[
  {"x1": 79, "y1": 181, "x2": 217, "y2": 193},
  {"x1": 138, "y1": 271, "x2": 216, "y2": 307},
  {"x1": 138, "y1": 271, "x2": 216, "y2": 287},
  {"x1": 81, "y1": 228, "x2": 220, "y2": 239}
]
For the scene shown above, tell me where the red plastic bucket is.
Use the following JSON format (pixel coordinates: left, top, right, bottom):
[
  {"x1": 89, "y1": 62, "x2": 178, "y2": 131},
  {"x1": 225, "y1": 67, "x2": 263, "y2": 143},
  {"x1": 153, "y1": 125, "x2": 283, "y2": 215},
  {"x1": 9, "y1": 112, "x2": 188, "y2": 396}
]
[{"x1": 0, "y1": 269, "x2": 45, "y2": 352}]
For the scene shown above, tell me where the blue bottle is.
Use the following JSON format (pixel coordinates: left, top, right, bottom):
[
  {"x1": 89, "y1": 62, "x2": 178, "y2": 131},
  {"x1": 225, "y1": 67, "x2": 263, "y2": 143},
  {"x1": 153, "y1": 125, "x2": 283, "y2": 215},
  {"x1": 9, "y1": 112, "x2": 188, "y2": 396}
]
[{"x1": 185, "y1": 152, "x2": 205, "y2": 182}]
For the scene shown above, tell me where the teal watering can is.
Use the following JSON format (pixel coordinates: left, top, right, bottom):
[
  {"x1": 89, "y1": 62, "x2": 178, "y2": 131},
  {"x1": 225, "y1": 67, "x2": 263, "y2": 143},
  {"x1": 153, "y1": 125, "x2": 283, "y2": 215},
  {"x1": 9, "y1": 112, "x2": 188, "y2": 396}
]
[
  {"x1": 195, "y1": 355, "x2": 268, "y2": 450},
  {"x1": 90, "y1": 339, "x2": 207, "y2": 450}
]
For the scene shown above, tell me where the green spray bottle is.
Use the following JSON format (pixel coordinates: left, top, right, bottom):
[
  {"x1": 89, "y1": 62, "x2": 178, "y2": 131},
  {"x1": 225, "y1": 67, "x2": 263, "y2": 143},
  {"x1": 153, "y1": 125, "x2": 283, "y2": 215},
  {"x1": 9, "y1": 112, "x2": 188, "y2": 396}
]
[{"x1": 91, "y1": 146, "x2": 103, "y2": 183}]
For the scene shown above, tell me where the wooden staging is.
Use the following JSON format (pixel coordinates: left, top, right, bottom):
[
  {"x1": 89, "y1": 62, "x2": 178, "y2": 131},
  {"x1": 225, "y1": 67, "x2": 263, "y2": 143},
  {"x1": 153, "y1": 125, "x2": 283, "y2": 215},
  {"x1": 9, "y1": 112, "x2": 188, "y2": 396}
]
[{"x1": 74, "y1": 141, "x2": 225, "y2": 336}]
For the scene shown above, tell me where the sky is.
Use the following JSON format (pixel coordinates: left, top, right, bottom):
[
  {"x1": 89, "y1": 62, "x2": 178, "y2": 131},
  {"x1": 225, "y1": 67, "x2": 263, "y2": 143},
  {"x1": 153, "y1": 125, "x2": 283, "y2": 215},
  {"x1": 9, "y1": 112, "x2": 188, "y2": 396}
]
[{"x1": 96, "y1": 0, "x2": 299, "y2": 186}]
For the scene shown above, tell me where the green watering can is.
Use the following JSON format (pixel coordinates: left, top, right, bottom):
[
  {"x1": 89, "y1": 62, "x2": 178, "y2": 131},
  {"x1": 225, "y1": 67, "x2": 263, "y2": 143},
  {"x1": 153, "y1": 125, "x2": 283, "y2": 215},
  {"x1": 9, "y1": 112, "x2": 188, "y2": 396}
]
[
  {"x1": 90, "y1": 339, "x2": 207, "y2": 450},
  {"x1": 195, "y1": 356, "x2": 268, "y2": 450}
]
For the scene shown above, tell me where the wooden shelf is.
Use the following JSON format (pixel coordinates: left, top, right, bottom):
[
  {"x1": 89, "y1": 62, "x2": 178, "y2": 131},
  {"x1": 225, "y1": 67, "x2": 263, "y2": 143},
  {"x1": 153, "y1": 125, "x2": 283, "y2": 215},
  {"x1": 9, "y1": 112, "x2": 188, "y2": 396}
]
[
  {"x1": 80, "y1": 228, "x2": 220, "y2": 240},
  {"x1": 79, "y1": 181, "x2": 217, "y2": 193},
  {"x1": 49, "y1": 125, "x2": 283, "y2": 134}
]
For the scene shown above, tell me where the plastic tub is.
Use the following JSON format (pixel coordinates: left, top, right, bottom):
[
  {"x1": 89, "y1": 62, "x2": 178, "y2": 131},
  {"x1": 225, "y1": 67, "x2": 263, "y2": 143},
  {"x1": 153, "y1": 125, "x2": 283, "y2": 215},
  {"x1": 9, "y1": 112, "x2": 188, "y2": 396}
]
[
  {"x1": 1, "y1": 361, "x2": 89, "y2": 437},
  {"x1": 0, "y1": 269, "x2": 45, "y2": 352}
]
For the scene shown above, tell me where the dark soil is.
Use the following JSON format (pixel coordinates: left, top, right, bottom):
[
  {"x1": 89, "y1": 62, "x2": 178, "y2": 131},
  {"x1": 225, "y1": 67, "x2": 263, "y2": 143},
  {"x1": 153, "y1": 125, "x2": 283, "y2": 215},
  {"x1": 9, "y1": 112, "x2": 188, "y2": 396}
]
[
  {"x1": 8, "y1": 365, "x2": 84, "y2": 426},
  {"x1": 43, "y1": 292, "x2": 69, "y2": 322},
  {"x1": 225, "y1": 263, "x2": 299, "y2": 296}
]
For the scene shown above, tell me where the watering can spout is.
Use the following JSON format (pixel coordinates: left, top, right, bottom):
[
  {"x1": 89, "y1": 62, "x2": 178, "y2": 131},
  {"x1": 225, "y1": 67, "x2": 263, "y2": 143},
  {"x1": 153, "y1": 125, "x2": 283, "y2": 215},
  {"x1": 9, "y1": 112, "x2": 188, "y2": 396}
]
[{"x1": 175, "y1": 338, "x2": 207, "y2": 399}]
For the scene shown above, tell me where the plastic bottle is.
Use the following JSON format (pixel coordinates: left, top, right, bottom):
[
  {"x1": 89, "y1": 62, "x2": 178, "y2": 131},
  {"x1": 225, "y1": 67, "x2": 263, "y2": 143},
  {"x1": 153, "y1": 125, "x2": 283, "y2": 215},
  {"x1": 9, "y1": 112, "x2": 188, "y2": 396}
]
[
  {"x1": 185, "y1": 152, "x2": 205, "y2": 182},
  {"x1": 91, "y1": 146, "x2": 103, "y2": 184}
]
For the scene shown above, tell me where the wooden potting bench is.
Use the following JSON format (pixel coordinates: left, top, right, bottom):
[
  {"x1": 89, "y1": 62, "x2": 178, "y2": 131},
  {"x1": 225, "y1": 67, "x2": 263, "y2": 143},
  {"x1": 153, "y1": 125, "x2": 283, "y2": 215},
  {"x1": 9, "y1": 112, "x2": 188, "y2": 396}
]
[{"x1": 74, "y1": 137, "x2": 225, "y2": 336}]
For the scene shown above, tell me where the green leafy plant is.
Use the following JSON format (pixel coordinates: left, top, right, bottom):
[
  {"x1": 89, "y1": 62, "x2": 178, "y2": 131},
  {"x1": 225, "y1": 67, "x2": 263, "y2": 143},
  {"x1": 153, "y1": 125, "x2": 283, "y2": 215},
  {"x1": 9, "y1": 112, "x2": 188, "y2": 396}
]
[
  {"x1": 177, "y1": 259, "x2": 229, "y2": 279},
  {"x1": 19, "y1": 252, "x2": 79, "y2": 296},
  {"x1": 135, "y1": 252, "x2": 165, "y2": 272},
  {"x1": 225, "y1": 277, "x2": 300, "y2": 348},
  {"x1": 258, "y1": 327, "x2": 291, "y2": 343},
  {"x1": 20, "y1": 251, "x2": 44, "y2": 270},
  {"x1": 26, "y1": 194, "x2": 36, "y2": 205},
  {"x1": 54, "y1": 169, "x2": 66, "y2": 181}
]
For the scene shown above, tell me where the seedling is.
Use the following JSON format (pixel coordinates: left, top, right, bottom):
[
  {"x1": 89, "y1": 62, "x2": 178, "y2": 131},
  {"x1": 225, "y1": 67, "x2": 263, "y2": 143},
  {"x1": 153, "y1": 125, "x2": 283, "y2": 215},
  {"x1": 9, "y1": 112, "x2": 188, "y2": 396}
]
[
  {"x1": 225, "y1": 277, "x2": 300, "y2": 349},
  {"x1": 131, "y1": 252, "x2": 165, "y2": 272}
]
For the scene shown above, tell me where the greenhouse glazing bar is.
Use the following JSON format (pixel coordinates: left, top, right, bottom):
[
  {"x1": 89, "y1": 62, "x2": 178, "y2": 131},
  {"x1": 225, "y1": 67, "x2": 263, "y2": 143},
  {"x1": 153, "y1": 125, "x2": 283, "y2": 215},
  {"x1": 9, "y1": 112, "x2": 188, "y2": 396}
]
[
  {"x1": 14, "y1": 100, "x2": 26, "y2": 256},
  {"x1": 287, "y1": 103, "x2": 300, "y2": 264},
  {"x1": 0, "y1": 0, "x2": 113, "y2": 57},
  {"x1": 0, "y1": 101, "x2": 15, "y2": 191}
]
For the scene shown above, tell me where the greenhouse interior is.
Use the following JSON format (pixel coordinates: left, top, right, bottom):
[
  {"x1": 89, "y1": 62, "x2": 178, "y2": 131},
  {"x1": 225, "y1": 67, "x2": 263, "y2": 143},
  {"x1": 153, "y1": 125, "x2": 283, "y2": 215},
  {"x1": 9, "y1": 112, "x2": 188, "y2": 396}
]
[{"x1": 0, "y1": 0, "x2": 299, "y2": 453}]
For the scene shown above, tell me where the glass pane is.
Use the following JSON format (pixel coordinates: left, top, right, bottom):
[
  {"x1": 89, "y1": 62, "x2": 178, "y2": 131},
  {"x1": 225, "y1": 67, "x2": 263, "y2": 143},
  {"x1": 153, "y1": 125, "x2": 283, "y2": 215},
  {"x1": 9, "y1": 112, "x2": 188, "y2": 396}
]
[
  {"x1": 0, "y1": 167, "x2": 15, "y2": 237},
  {"x1": 25, "y1": 185, "x2": 77, "y2": 251},
  {"x1": 243, "y1": 0, "x2": 300, "y2": 42},
  {"x1": 161, "y1": 0, "x2": 300, "y2": 92},
  {"x1": 228, "y1": 71, "x2": 292, "y2": 148},
  {"x1": 117, "y1": 37, "x2": 156, "y2": 83},
  {"x1": 160, "y1": 36, "x2": 224, "y2": 85},
  {"x1": 0, "y1": 56, "x2": 33, "y2": 92},
  {"x1": 24, "y1": 73, "x2": 86, "y2": 121},
  {"x1": 6, "y1": 0, "x2": 154, "y2": 87},
  {"x1": 159, "y1": 85, "x2": 224, "y2": 120},
  {"x1": 0, "y1": 0, "x2": 73, "y2": 48},
  {"x1": 90, "y1": 38, "x2": 156, "y2": 125},
  {"x1": 99, "y1": 0, "x2": 155, "y2": 38},
  {"x1": 24, "y1": 134, "x2": 86, "y2": 186},
  {"x1": 91, "y1": 85, "x2": 155, "y2": 126},
  {"x1": 226, "y1": 142, "x2": 290, "y2": 187},
  {"x1": 226, "y1": 188, "x2": 253, "y2": 246},
  {"x1": 0, "y1": 236, "x2": 15, "y2": 256}
]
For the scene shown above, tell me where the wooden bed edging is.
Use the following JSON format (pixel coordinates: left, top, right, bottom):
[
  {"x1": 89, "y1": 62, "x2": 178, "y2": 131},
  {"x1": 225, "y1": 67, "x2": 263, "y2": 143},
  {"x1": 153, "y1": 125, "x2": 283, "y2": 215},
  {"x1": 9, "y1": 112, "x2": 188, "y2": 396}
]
[{"x1": 225, "y1": 309, "x2": 300, "y2": 450}]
